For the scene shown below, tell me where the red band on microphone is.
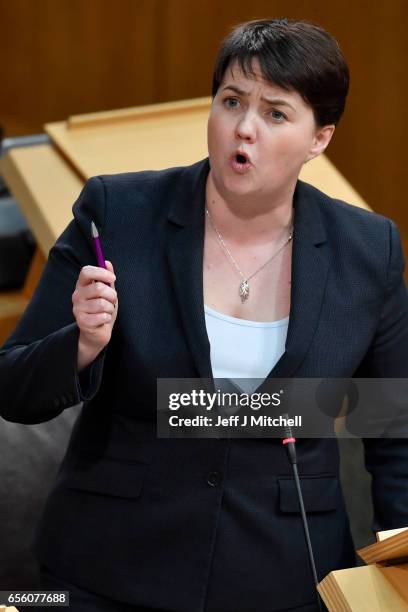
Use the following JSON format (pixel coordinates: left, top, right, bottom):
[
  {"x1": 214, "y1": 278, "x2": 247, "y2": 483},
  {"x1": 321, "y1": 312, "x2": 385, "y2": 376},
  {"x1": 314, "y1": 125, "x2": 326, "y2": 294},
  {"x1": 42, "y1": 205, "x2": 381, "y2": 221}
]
[{"x1": 282, "y1": 437, "x2": 296, "y2": 445}]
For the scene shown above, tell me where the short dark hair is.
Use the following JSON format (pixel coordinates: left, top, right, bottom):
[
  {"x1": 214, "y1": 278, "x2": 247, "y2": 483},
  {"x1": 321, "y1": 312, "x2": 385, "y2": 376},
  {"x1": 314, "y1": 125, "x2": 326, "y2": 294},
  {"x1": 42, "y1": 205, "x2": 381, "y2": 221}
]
[{"x1": 212, "y1": 18, "x2": 349, "y2": 126}]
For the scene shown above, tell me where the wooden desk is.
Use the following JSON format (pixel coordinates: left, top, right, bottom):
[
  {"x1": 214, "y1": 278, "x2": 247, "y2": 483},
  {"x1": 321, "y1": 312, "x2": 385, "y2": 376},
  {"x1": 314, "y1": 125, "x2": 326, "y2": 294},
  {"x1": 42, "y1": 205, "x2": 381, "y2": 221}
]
[
  {"x1": 319, "y1": 528, "x2": 408, "y2": 610},
  {"x1": 319, "y1": 564, "x2": 408, "y2": 611},
  {"x1": 0, "y1": 98, "x2": 370, "y2": 343}
]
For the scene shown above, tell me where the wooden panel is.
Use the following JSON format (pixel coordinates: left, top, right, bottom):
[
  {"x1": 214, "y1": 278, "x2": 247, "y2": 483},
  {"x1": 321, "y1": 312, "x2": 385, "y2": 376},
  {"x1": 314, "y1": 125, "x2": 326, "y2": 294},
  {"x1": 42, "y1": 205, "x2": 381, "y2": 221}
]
[
  {"x1": 358, "y1": 529, "x2": 408, "y2": 565},
  {"x1": 45, "y1": 98, "x2": 211, "y2": 179},
  {"x1": 379, "y1": 564, "x2": 408, "y2": 606},
  {"x1": 0, "y1": 0, "x2": 161, "y2": 132}
]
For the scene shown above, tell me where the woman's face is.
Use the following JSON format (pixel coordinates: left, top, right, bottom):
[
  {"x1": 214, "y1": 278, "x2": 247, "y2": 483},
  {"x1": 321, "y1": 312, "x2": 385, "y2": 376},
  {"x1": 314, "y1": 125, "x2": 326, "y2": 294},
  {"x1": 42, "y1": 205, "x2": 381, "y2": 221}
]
[{"x1": 207, "y1": 59, "x2": 334, "y2": 203}]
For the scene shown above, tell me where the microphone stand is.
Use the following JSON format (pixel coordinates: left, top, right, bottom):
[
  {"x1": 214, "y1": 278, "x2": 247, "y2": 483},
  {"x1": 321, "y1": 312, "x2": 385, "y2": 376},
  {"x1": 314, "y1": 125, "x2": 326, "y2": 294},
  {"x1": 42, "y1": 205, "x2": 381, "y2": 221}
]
[{"x1": 281, "y1": 416, "x2": 325, "y2": 612}]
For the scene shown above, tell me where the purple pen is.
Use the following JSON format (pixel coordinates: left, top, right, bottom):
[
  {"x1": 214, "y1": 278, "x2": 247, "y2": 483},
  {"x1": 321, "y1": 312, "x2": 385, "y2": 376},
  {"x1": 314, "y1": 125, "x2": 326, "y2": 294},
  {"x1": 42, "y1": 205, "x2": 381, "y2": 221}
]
[
  {"x1": 91, "y1": 221, "x2": 107, "y2": 269},
  {"x1": 91, "y1": 220, "x2": 112, "y2": 286}
]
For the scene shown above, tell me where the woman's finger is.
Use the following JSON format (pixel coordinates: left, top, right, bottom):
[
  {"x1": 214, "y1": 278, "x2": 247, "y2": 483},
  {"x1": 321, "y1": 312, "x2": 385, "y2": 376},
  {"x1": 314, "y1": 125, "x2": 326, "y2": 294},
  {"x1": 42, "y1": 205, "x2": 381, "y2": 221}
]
[
  {"x1": 77, "y1": 265, "x2": 115, "y2": 288},
  {"x1": 73, "y1": 283, "x2": 117, "y2": 304},
  {"x1": 75, "y1": 298, "x2": 115, "y2": 315}
]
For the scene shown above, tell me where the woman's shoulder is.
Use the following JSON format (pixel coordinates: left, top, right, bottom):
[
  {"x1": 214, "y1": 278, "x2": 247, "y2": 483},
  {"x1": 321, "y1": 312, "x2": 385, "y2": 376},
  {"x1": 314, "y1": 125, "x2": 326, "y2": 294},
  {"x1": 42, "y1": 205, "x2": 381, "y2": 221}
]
[
  {"x1": 98, "y1": 158, "x2": 205, "y2": 191},
  {"x1": 96, "y1": 165, "x2": 185, "y2": 199},
  {"x1": 72, "y1": 165, "x2": 188, "y2": 222},
  {"x1": 82, "y1": 159, "x2": 206, "y2": 214},
  {"x1": 296, "y1": 180, "x2": 404, "y2": 284},
  {"x1": 298, "y1": 179, "x2": 396, "y2": 236}
]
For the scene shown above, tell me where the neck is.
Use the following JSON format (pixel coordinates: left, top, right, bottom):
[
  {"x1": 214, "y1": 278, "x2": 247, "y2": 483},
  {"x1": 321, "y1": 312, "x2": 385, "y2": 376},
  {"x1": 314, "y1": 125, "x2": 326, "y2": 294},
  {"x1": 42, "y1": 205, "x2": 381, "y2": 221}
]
[{"x1": 205, "y1": 171, "x2": 295, "y2": 245}]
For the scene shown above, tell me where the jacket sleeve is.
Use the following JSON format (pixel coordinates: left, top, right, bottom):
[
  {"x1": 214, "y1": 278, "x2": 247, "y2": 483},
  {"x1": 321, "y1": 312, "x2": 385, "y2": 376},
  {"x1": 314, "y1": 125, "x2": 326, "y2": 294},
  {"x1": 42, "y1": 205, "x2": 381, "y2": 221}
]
[
  {"x1": 0, "y1": 176, "x2": 108, "y2": 424},
  {"x1": 358, "y1": 220, "x2": 408, "y2": 531}
]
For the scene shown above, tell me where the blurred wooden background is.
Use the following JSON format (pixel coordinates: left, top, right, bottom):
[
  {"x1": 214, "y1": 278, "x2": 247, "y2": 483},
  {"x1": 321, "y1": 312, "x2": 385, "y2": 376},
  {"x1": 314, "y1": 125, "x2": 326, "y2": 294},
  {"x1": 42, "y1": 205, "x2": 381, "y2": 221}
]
[{"x1": 0, "y1": 0, "x2": 407, "y2": 255}]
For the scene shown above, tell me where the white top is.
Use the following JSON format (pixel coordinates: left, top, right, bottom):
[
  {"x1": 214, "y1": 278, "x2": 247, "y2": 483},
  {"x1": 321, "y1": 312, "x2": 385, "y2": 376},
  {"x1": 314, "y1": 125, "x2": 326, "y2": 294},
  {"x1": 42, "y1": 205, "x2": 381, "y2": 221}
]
[{"x1": 204, "y1": 305, "x2": 289, "y2": 394}]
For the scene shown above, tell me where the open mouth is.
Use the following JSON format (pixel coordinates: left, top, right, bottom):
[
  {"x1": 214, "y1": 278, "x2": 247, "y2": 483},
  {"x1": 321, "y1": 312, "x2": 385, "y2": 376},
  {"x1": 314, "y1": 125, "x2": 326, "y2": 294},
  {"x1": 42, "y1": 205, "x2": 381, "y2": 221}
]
[
  {"x1": 229, "y1": 151, "x2": 252, "y2": 173},
  {"x1": 235, "y1": 152, "x2": 250, "y2": 164}
]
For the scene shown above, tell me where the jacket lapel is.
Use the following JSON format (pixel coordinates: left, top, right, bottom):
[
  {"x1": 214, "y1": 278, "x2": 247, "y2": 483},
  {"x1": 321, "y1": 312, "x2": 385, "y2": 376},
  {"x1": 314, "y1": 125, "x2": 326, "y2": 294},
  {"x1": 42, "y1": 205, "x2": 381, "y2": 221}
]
[
  {"x1": 270, "y1": 181, "x2": 330, "y2": 378},
  {"x1": 166, "y1": 159, "x2": 213, "y2": 379}
]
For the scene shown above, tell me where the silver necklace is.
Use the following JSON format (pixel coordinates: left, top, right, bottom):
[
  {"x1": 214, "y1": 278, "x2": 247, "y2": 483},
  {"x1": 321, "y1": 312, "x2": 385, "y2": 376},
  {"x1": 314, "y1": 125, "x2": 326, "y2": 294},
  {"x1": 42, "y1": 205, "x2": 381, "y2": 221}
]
[{"x1": 205, "y1": 207, "x2": 293, "y2": 303}]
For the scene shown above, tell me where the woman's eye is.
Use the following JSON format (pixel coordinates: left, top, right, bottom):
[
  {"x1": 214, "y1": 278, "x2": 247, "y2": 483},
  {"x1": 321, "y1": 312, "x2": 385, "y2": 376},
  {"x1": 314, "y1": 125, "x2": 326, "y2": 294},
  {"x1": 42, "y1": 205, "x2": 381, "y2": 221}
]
[
  {"x1": 270, "y1": 109, "x2": 286, "y2": 121},
  {"x1": 224, "y1": 97, "x2": 240, "y2": 109}
]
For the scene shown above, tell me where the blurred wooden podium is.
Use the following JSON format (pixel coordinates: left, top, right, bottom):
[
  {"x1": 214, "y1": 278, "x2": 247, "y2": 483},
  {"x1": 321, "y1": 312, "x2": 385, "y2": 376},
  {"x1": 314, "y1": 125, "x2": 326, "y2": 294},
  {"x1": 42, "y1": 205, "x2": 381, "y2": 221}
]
[
  {"x1": 0, "y1": 97, "x2": 369, "y2": 344},
  {"x1": 318, "y1": 527, "x2": 408, "y2": 611}
]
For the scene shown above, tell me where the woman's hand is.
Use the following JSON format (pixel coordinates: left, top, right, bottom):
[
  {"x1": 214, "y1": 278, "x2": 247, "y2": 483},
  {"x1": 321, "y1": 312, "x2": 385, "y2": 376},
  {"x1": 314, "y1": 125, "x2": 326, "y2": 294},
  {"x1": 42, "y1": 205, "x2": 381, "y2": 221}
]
[{"x1": 72, "y1": 261, "x2": 118, "y2": 371}]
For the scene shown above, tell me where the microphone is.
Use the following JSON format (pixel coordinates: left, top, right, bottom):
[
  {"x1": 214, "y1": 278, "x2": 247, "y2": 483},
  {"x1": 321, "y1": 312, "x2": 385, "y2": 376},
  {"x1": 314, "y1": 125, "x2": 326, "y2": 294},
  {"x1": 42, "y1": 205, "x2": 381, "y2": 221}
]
[{"x1": 281, "y1": 414, "x2": 325, "y2": 612}]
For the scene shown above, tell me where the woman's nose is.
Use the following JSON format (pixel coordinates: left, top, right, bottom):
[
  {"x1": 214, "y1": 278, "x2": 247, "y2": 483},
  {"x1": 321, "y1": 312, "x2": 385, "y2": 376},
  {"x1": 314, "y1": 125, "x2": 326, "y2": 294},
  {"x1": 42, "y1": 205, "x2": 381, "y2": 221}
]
[{"x1": 235, "y1": 113, "x2": 257, "y2": 142}]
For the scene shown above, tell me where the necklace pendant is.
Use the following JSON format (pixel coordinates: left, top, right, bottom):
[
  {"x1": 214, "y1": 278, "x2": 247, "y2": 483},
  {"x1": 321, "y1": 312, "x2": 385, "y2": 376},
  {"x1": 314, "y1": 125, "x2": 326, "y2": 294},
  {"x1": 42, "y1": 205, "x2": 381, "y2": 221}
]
[{"x1": 239, "y1": 279, "x2": 249, "y2": 303}]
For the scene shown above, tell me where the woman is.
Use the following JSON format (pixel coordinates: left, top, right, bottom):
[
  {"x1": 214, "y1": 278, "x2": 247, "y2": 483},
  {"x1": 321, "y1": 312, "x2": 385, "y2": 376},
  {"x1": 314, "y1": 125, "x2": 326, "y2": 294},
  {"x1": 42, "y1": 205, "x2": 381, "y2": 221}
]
[{"x1": 1, "y1": 18, "x2": 408, "y2": 612}]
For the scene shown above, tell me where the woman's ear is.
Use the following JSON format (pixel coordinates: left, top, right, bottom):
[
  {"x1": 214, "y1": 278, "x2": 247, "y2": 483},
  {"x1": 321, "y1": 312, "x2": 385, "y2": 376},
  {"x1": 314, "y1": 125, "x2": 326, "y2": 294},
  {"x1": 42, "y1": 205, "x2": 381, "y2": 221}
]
[{"x1": 305, "y1": 124, "x2": 335, "y2": 163}]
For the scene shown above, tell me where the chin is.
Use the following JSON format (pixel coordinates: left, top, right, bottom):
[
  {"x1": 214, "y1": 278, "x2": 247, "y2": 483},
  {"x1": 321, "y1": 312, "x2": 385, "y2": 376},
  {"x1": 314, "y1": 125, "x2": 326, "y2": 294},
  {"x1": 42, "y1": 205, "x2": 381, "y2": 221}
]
[{"x1": 217, "y1": 170, "x2": 251, "y2": 192}]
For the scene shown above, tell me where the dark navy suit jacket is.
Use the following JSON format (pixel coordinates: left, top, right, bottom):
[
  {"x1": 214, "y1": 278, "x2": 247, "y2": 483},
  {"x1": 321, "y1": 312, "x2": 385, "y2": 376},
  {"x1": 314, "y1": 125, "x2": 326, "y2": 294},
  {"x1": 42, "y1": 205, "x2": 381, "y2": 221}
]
[{"x1": 1, "y1": 158, "x2": 408, "y2": 612}]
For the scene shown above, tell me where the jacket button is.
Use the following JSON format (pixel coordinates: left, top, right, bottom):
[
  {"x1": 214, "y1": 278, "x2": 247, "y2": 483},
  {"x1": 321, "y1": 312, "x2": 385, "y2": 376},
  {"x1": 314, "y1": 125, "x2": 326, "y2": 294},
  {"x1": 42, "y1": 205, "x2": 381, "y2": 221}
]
[{"x1": 207, "y1": 471, "x2": 221, "y2": 487}]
